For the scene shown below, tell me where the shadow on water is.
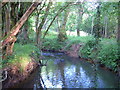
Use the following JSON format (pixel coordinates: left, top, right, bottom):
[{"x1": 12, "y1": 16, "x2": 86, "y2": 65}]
[{"x1": 16, "y1": 52, "x2": 119, "y2": 88}]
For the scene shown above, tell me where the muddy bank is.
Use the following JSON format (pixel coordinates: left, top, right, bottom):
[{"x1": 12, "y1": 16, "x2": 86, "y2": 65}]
[
  {"x1": 63, "y1": 43, "x2": 83, "y2": 58},
  {"x1": 2, "y1": 58, "x2": 39, "y2": 88}
]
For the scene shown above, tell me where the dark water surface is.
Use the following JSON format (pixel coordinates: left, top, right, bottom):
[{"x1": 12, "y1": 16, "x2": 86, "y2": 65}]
[{"x1": 16, "y1": 52, "x2": 119, "y2": 88}]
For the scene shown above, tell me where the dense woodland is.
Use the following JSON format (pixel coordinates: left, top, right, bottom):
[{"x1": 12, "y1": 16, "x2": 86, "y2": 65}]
[{"x1": 0, "y1": 0, "x2": 120, "y2": 88}]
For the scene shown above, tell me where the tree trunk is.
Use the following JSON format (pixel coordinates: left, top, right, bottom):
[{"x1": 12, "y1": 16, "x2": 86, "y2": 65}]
[
  {"x1": 36, "y1": 2, "x2": 52, "y2": 50},
  {"x1": 58, "y1": 9, "x2": 69, "y2": 42},
  {"x1": 5, "y1": 3, "x2": 13, "y2": 56},
  {"x1": 77, "y1": 2, "x2": 83, "y2": 36},
  {"x1": 5, "y1": 4, "x2": 10, "y2": 34},
  {"x1": 104, "y1": 16, "x2": 108, "y2": 38},
  {"x1": 43, "y1": 2, "x2": 71, "y2": 39},
  {"x1": 10, "y1": 3, "x2": 16, "y2": 28},
  {"x1": 2, "y1": 6, "x2": 5, "y2": 37},
  {"x1": 35, "y1": 12, "x2": 39, "y2": 45},
  {"x1": 93, "y1": 3, "x2": 101, "y2": 40},
  {"x1": 2, "y1": 2, "x2": 40, "y2": 58},
  {"x1": 0, "y1": 2, "x2": 2, "y2": 61},
  {"x1": 2, "y1": 2, "x2": 40, "y2": 47},
  {"x1": 22, "y1": 22, "x2": 29, "y2": 44},
  {"x1": 91, "y1": 17, "x2": 94, "y2": 35}
]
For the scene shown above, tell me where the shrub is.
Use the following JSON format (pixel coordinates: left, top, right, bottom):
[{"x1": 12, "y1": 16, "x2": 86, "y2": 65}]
[
  {"x1": 98, "y1": 40, "x2": 118, "y2": 71},
  {"x1": 79, "y1": 39, "x2": 100, "y2": 59},
  {"x1": 42, "y1": 38, "x2": 64, "y2": 51},
  {"x1": 79, "y1": 38, "x2": 119, "y2": 71}
]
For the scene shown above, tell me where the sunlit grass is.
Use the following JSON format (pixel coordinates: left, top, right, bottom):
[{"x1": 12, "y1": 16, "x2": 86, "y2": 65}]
[{"x1": 2, "y1": 43, "x2": 37, "y2": 72}]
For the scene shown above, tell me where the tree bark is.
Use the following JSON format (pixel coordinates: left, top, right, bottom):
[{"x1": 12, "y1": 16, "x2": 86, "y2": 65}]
[
  {"x1": 10, "y1": 3, "x2": 16, "y2": 28},
  {"x1": 2, "y1": 2, "x2": 40, "y2": 47}
]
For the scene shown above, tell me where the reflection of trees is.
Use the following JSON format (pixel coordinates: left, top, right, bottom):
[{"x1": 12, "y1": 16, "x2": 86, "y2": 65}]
[
  {"x1": 78, "y1": 61, "x2": 97, "y2": 88},
  {"x1": 46, "y1": 65, "x2": 50, "y2": 80},
  {"x1": 38, "y1": 67, "x2": 46, "y2": 88},
  {"x1": 75, "y1": 63, "x2": 81, "y2": 87},
  {"x1": 57, "y1": 62, "x2": 66, "y2": 88}
]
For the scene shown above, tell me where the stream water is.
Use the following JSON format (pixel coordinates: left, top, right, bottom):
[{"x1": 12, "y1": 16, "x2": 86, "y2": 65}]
[{"x1": 16, "y1": 52, "x2": 119, "y2": 89}]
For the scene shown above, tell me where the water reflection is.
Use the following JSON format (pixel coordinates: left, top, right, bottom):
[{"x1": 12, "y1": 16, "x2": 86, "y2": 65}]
[
  {"x1": 40, "y1": 52, "x2": 119, "y2": 88},
  {"x1": 16, "y1": 52, "x2": 119, "y2": 88}
]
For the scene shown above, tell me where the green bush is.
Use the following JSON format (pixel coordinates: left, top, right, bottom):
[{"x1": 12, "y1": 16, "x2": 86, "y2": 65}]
[
  {"x1": 42, "y1": 38, "x2": 65, "y2": 51},
  {"x1": 98, "y1": 40, "x2": 118, "y2": 71},
  {"x1": 79, "y1": 39, "x2": 100, "y2": 59},
  {"x1": 79, "y1": 38, "x2": 119, "y2": 71}
]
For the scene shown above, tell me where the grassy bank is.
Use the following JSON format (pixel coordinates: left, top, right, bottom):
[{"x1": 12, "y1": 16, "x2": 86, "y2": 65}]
[
  {"x1": 2, "y1": 43, "x2": 38, "y2": 72},
  {"x1": 2, "y1": 43, "x2": 40, "y2": 88}
]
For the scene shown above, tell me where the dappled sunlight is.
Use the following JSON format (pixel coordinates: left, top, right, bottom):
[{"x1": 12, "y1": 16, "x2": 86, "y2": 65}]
[{"x1": 18, "y1": 57, "x2": 30, "y2": 71}]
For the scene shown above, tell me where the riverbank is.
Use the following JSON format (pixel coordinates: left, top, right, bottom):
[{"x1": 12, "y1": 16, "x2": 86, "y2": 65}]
[
  {"x1": 42, "y1": 34, "x2": 119, "y2": 74},
  {"x1": 1, "y1": 43, "x2": 39, "y2": 88},
  {"x1": 14, "y1": 51, "x2": 119, "y2": 88}
]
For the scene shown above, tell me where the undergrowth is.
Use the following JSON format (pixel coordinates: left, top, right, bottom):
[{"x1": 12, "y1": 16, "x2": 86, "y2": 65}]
[{"x1": 79, "y1": 38, "x2": 119, "y2": 71}]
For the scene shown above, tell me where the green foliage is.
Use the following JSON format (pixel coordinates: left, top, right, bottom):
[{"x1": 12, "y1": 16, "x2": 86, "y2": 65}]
[
  {"x1": 80, "y1": 38, "x2": 119, "y2": 71},
  {"x1": 79, "y1": 39, "x2": 100, "y2": 59},
  {"x1": 42, "y1": 37, "x2": 64, "y2": 51},
  {"x1": 64, "y1": 36, "x2": 94, "y2": 50},
  {"x1": 98, "y1": 39, "x2": 119, "y2": 71}
]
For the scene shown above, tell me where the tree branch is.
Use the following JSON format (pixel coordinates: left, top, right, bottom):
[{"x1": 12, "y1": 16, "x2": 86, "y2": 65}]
[{"x1": 43, "y1": 2, "x2": 72, "y2": 39}]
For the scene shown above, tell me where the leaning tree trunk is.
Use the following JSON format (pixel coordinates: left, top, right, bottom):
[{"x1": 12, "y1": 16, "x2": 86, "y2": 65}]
[
  {"x1": 2, "y1": 2, "x2": 40, "y2": 59},
  {"x1": 43, "y1": 2, "x2": 71, "y2": 39}
]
